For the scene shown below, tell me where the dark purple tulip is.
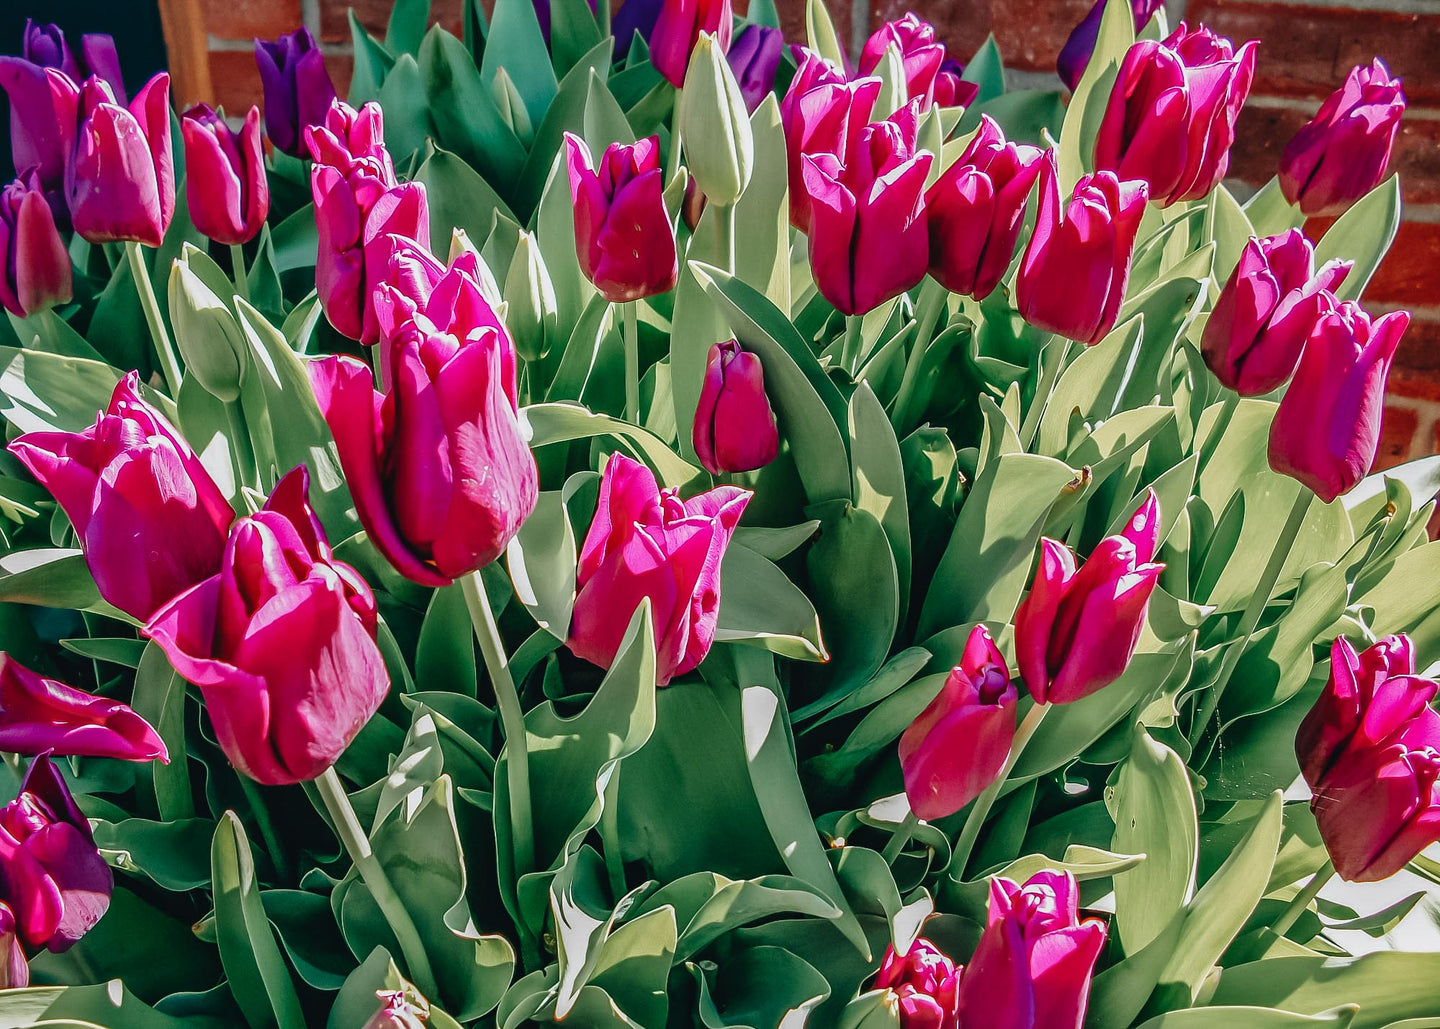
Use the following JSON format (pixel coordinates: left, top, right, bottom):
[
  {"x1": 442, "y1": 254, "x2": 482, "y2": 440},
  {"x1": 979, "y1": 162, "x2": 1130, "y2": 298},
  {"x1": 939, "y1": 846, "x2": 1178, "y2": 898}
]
[
  {"x1": 255, "y1": 27, "x2": 338, "y2": 158},
  {"x1": 1058, "y1": 0, "x2": 1164, "y2": 92},
  {"x1": 0, "y1": 655, "x2": 167, "y2": 763},
  {"x1": 0, "y1": 169, "x2": 71, "y2": 317},
  {"x1": 614, "y1": 0, "x2": 665, "y2": 60},
  {"x1": 728, "y1": 25, "x2": 784, "y2": 113}
]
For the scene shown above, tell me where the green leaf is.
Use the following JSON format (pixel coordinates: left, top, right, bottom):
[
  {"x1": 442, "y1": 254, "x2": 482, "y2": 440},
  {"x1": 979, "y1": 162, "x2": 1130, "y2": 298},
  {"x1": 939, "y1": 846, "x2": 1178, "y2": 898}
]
[
  {"x1": 961, "y1": 35, "x2": 1006, "y2": 104},
  {"x1": 692, "y1": 945, "x2": 830, "y2": 1029},
  {"x1": 415, "y1": 584, "x2": 478, "y2": 697},
  {"x1": 1135, "y1": 1008, "x2": 1357, "y2": 1029},
  {"x1": 479, "y1": 0, "x2": 558, "y2": 127},
  {"x1": 1314, "y1": 175, "x2": 1401, "y2": 302},
  {"x1": 507, "y1": 487, "x2": 578, "y2": 640},
  {"x1": 376, "y1": 55, "x2": 435, "y2": 160},
  {"x1": 550, "y1": 0, "x2": 605, "y2": 77},
  {"x1": 715, "y1": 543, "x2": 828, "y2": 661},
  {"x1": 415, "y1": 144, "x2": 518, "y2": 254},
  {"x1": 521, "y1": 401, "x2": 700, "y2": 486},
  {"x1": 804, "y1": 0, "x2": 846, "y2": 71},
  {"x1": 516, "y1": 38, "x2": 614, "y2": 217},
  {"x1": 635, "y1": 873, "x2": 840, "y2": 963},
  {"x1": 1210, "y1": 952, "x2": 1440, "y2": 1029},
  {"x1": 0, "y1": 548, "x2": 102, "y2": 612},
  {"x1": 552, "y1": 846, "x2": 651, "y2": 1018},
  {"x1": 0, "y1": 347, "x2": 121, "y2": 434},
  {"x1": 1057, "y1": 0, "x2": 1134, "y2": 190},
  {"x1": 733, "y1": 98, "x2": 791, "y2": 309},
  {"x1": 131, "y1": 642, "x2": 194, "y2": 821},
  {"x1": 386, "y1": 0, "x2": 431, "y2": 54},
  {"x1": 418, "y1": 27, "x2": 528, "y2": 190},
  {"x1": 849, "y1": 382, "x2": 912, "y2": 621},
  {"x1": 348, "y1": 11, "x2": 396, "y2": 104}
]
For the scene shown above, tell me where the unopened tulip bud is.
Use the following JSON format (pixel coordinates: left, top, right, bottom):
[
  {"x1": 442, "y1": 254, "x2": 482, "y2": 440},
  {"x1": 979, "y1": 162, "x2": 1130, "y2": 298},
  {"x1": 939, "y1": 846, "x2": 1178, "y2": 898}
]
[
  {"x1": 0, "y1": 170, "x2": 71, "y2": 317},
  {"x1": 364, "y1": 989, "x2": 429, "y2": 1029},
  {"x1": 650, "y1": 0, "x2": 733, "y2": 88},
  {"x1": 168, "y1": 247, "x2": 248, "y2": 402},
  {"x1": 504, "y1": 230, "x2": 559, "y2": 361},
  {"x1": 727, "y1": 25, "x2": 784, "y2": 113},
  {"x1": 255, "y1": 27, "x2": 337, "y2": 158},
  {"x1": 678, "y1": 33, "x2": 754, "y2": 206},
  {"x1": 692, "y1": 340, "x2": 780, "y2": 474},
  {"x1": 859, "y1": 14, "x2": 946, "y2": 109},
  {"x1": 182, "y1": 104, "x2": 270, "y2": 246},
  {"x1": 873, "y1": 938, "x2": 962, "y2": 1028}
]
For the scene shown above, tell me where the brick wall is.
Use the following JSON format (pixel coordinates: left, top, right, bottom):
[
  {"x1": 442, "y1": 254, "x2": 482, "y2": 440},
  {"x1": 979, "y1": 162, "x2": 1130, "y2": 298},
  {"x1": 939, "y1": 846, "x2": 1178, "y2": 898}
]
[{"x1": 197, "y1": 0, "x2": 1439, "y2": 465}]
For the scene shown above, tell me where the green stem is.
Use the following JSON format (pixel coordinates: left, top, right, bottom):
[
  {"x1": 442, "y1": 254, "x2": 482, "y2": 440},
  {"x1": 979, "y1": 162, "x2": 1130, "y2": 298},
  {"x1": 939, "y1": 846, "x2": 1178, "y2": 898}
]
[
  {"x1": 1197, "y1": 390, "x2": 1241, "y2": 477},
  {"x1": 666, "y1": 86, "x2": 684, "y2": 185},
  {"x1": 1018, "y1": 335, "x2": 1071, "y2": 450},
  {"x1": 892, "y1": 278, "x2": 949, "y2": 432},
  {"x1": 315, "y1": 767, "x2": 439, "y2": 998},
  {"x1": 600, "y1": 767, "x2": 627, "y2": 900},
  {"x1": 237, "y1": 775, "x2": 291, "y2": 885},
  {"x1": 224, "y1": 401, "x2": 258, "y2": 494},
  {"x1": 622, "y1": 301, "x2": 640, "y2": 425},
  {"x1": 229, "y1": 243, "x2": 249, "y2": 304},
  {"x1": 714, "y1": 202, "x2": 735, "y2": 274},
  {"x1": 952, "y1": 703, "x2": 1050, "y2": 879},
  {"x1": 1190, "y1": 488, "x2": 1313, "y2": 745},
  {"x1": 126, "y1": 242, "x2": 182, "y2": 396},
  {"x1": 841, "y1": 314, "x2": 865, "y2": 374},
  {"x1": 1272, "y1": 860, "x2": 1335, "y2": 938},
  {"x1": 881, "y1": 809, "x2": 921, "y2": 865}
]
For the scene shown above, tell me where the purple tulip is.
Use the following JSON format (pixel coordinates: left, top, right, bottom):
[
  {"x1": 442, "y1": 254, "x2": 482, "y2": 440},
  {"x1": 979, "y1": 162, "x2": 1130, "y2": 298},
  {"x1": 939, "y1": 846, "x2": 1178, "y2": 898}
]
[
  {"x1": 1016, "y1": 152, "x2": 1148, "y2": 344},
  {"x1": 650, "y1": 0, "x2": 732, "y2": 87},
  {"x1": 859, "y1": 13, "x2": 946, "y2": 108},
  {"x1": 0, "y1": 169, "x2": 71, "y2": 317},
  {"x1": 899, "y1": 624, "x2": 1016, "y2": 821},
  {"x1": 1014, "y1": 490, "x2": 1164, "y2": 704},
  {"x1": 9, "y1": 372, "x2": 236, "y2": 621},
  {"x1": 532, "y1": 0, "x2": 599, "y2": 44},
  {"x1": 926, "y1": 115, "x2": 1044, "y2": 299},
  {"x1": 1280, "y1": 58, "x2": 1407, "y2": 218},
  {"x1": 20, "y1": 21, "x2": 124, "y2": 98},
  {"x1": 727, "y1": 25, "x2": 784, "y2": 113},
  {"x1": 614, "y1": 0, "x2": 665, "y2": 60},
  {"x1": 145, "y1": 467, "x2": 389, "y2": 786},
  {"x1": 874, "y1": 937, "x2": 961, "y2": 1028},
  {"x1": 1268, "y1": 300, "x2": 1408, "y2": 503},
  {"x1": 0, "y1": 655, "x2": 167, "y2": 763},
  {"x1": 569, "y1": 453, "x2": 749, "y2": 686},
  {"x1": 255, "y1": 27, "x2": 337, "y2": 158},
  {"x1": 780, "y1": 50, "x2": 878, "y2": 231},
  {"x1": 692, "y1": 339, "x2": 781, "y2": 475},
  {"x1": 182, "y1": 104, "x2": 270, "y2": 246},
  {"x1": 1058, "y1": 0, "x2": 1164, "y2": 92},
  {"x1": 1201, "y1": 229, "x2": 1351, "y2": 395}
]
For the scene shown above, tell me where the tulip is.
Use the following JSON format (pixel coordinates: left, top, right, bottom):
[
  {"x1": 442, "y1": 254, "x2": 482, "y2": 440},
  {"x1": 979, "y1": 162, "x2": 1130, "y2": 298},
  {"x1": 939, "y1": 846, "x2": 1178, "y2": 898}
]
[
  {"x1": 933, "y1": 58, "x2": 979, "y2": 109},
  {"x1": 1014, "y1": 489, "x2": 1164, "y2": 704},
  {"x1": 692, "y1": 340, "x2": 780, "y2": 475},
  {"x1": 1016, "y1": 152, "x2": 1147, "y2": 344},
  {"x1": 1268, "y1": 301, "x2": 1408, "y2": 503},
  {"x1": 50, "y1": 72, "x2": 175, "y2": 247},
  {"x1": 859, "y1": 14, "x2": 946, "y2": 108},
  {"x1": 728, "y1": 25, "x2": 784, "y2": 113},
  {"x1": 1058, "y1": 0, "x2": 1165, "y2": 92},
  {"x1": 310, "y1": 253, "x2": 536, "y2": 587},
  {"x1": 1280, "y1": 59, "x2": 1406, "y2": 218},
  {"x1": 0, "y1": 169, "x2": 72, "y2": 317},
  {"x1": 1201, "y1": 229, "x2": 1351, "y2": 395},
  {"x1": 955, "y1": 871, "x2": 1106, "y2": 1029},
  {"x1": 874, "y1": 937, "x2": 961, "y2": 1028},
  {"x1": 898, "y1": 625, "x2": 1016, "y2": 821},
  {"x1": 181, "y1": 104, "x2": 269, "y2": 246},
  {"x1": 925, "y1": 116, "x2": 1044, "y2": 299},
  {"x1": 677, "y1": 33, "x2": 754, "y2": 206},
  {"x1": 1093, "y1": 25, "x2": 1256, "y2": 205},
  {"x1": 0, "y1": 655, "x2": 166, "y2": 763},
  {"x1": 613, "y1": 0, "x2": 664, "y2": 61},
  {"x1": 9, "y1": 372, "x2": 236, "y2": 621},
  {"x1": 504, "y1": 229, "x2": 559, "y2": 361},
  {"x1": 0, "y1": 904, "x2": 26, "y2": 988},
  {"x1": 145, "y1": 467, "x2": 388, "y2": 786},
  {"x1": 255, "y1": 27, "x2": 338, "y2": 158},
  {"x1": 565, "y1": 133, "x2": 679, "y2": 303},
  {"x1": 0, "y1": 754, "x2": 112, "y2": 952},
  {"x1": 531, "y1": 0, "x2": 598, "y2": 44},
  {"x1": 306, "y1": 100, "x2": 430, "y2": 342},
  {"x1": 650, "y1": 0, "x2": 732, "y2": 88},
  {"x1": 364, "y1": 990, "x2": 430, "y2": 1029},
  {"x1": 20, "y1": 21, "x2": 124, "y2": 97},
  {"x1": 780, "y1": 50, "x2": 878, "y2": 230},
  {"x1": 569, "y1": 453, "x2": 749, "y2": 685}
]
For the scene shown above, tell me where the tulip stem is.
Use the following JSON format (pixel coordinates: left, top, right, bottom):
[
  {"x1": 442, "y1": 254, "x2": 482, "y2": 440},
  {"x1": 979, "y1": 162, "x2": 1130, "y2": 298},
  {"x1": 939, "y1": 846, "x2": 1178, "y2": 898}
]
[
  {"x1": 714, "y1": 202, "x2": 736, "y2": 274},
  {"x1": 622, "y1": 301, "x2": 640, "y2": 424},
  {"x1": 667, "y1": 87, "x2": 684, "y2": 185},
  {"x1": 892, "y1": 278, "x2": 949, "y2": 432},
  {"x1": 881, "y1": 809, "x2": 922, "y2": 865},
  {"x1": 1197, "y1": 390, "x2": 1241, "y2": 476},
  {"x1": 126, "y1": 242, "x2": 183, "y2": 397},
  {"x1": 237, "y1": 775, "x2": 291, "y2": 885},
  {"x1": 1189, "y1": 488, "x2": 1313, "y2": 747},
  {"x1": 315, "y1": 766, "x2": 439, "y2": 999},
  {"x1": 224, "y1": 402, "x2": 259, "y2": 493},
  {"x1": 841, "y1": 314, "x2": 865, "y2": 375},
  {"x1": 1272, "y1": 859, "x2": 1335, "y2": 938},
  {"x1": 229, "y1": 243, "x2": 249, "y2": 304},
  {"x1": 951, "y1": 702, "x2": 1050, "y2": 879}
]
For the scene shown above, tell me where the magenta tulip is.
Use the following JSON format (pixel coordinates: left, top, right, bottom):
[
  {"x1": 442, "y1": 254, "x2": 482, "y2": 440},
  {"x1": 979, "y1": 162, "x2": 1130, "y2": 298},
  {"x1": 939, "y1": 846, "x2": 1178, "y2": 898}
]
[
  {"x1": 899, "y1": 624, "x2": 1016, "y2": 821},
  {"x1": 9, "y1": 372, "x2": 236, "y2": 621},
  {"x1": 933, "y1": 58, "x2": 980, "y2": 109},
  {"x1": 50, "y1": 72, "x2": 175, "y2": 247},
  {"x1": 874, "y1": 937, "x2": 961, "y2": 1028},
  {"x1": 1016, "y1": 152, "x2": 1147, "y2": 344},
  {"x1": 255, "y1": 27, "x2": 338, "y2": 158},
  {"x1": 0, "y1": 655, "x2": 166, "y2": 763},
  {"x1": 565, "y1": 133, "x2": 678, "y2": 303},
  {"x1": 1094, "y1": 24, "x2": 1257, "y2": 205},
  {"x1": 364, "y1": 990, "x2": 429, "y2": 1029},
  {"x1": 1202, "y1": 229, "x2": 1351, "y2": 395},
  {"x1": 182, "y1": 104, "x2": 270, "y2": 246},
  {"x1": 926, "y1": 115, "x2": 1044, "y2": 299},
  {"x1": 145, "y1": 467, "x2": 388, "y2": 786},
  {"x1": 1014, "y1": 490, "x2": 1164, "y2": 704},
  {"x1": 780, "y1": 50, "x2": 878, "y2": 231},
  {"x1": 859, "y1": 14, "x2": 946, "y2": 107},
  {"x1": 955, "y1": 870, "x2": 1106, "y2": 1029},
  {"x1": 1280, "y1": 59, "x2": 1406, "y2": 218},
  {"x1": 0, "y1": 754, "x2": 111, "y2": 953},
  {"x1": 727, "y1": 25, "x2": 784, "y2": 114},
  {"x1": 0, "y1": 169, "x2": 71, "y2": 317},
  {"x1": 0, "y1": 904, "x2": 26, "y2": 987},
  {"x1": 1268, "y1": 301, "x2": 1408, "y2": 503},
  {"x1": 569, "y1": 453, "x2": 749, "y2": 685},
  {"x1": 650, "y1": 0, "x2": 732, "y2": 87},
  {"x1": 1058, "y1": 0, "x2": 1164, "y2": 92},
  {"x1": 692, "y1": 340, "x2": 780, "y2": 475}
]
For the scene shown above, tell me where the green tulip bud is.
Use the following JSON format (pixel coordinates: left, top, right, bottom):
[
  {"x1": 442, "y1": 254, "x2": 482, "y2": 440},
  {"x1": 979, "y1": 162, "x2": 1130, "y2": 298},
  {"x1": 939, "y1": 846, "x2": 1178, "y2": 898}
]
[
  {"x1": 503, "y1": 229, "x2": 558, "y2": 361},
  {"x1": 493, "y1": 67, "x2": 534, "y2": 146},
  {"x1": 167, "y1": 244, "x2": 247, "y2": 402},
  {"x1": 677, "y1": 32, "x2": 754, "y2": 206},
  {"x1": 837, "y1": 989, "x2": 902, "y2": 1029}
]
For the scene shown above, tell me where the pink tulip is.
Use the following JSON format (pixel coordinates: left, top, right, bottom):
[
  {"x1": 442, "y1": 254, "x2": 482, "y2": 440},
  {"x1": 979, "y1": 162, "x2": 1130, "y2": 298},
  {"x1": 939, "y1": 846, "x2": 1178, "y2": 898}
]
[
  {"x1": 0, "y1": 655, "x2": 166, "y2": 763},
  {"x1": 780, "y1": 48, "x2": 877, "y2": 231},
  {"x1": 569, "y1": 453, "x2": 749, "y2": 685},
  {"x1": 1014, "y1": 490, "x2": 1164, "y2": 704},
  {"x1": 933, "y1": 58, "x2": 979, "y2": 109},
  {"x1": 182, "y1": 104, "x2": 270, "y2": 246},
  {"x1": 1201, "y1": 229, "x2": 1351, "y2": 395},
  {"x1": 0, "y1": 169, "x2": 71, "y2": 317},
  {"x1": 0, "y1": 903, "x2": 26, "y2": 987},
  {"x1": 899, "y1": 625, "x2": 1016, "y2": 820},
  {"x1": 875, "y1": 937, "x2": 961, "y2": 1028},
  {"x1": 649, "y1": 0, "x2": 732, "y2": 87},
  {"x1": 1268, "y1": 301, "x2": 1408, "y2": 503},
  {"x1": 692, "y1": 340, "x2": 780, "y2": 475},
  {"x1": 858, "y1": 14, "x2": 946, "y2": 108}
]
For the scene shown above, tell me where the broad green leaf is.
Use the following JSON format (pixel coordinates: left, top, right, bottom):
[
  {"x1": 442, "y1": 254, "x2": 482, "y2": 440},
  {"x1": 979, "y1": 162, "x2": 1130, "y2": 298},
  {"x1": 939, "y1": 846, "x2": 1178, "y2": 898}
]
[
  {"x1": 419, "y1": 27, "x2": 528, "y2": 189},
  {"x1": 550, "y1": 0, "x2": 605, "y2": 77},
  {"x1": 1314, "y1": 175, "x2": 1401, "y2": 302},
  {"x1": 1210, "y1": 952, "x2": 1440, "y2": 1029},
  {"x1": 521, "y1": 401, "x2": 700, "y2": 486},
  {"x1": 715, "y1": 543, "x2": 827, "y2": 661},
  {"x1": 962, "y1": 35, "x2": 1006, "y2": 104},
  {"x1": 507, "y1": 488, "x2": 578, "y2": 640},
  {"x1": 849, "y1": 382, "x2": 912, "y2": 621},
  {"x1": 387, "y1": 0, "x2": 431, "y2": 55},
  {"x1": 376, "y1": 54, "x2": 435, "y2": 160},
  {"x1": 348, "y1": 12, "x2": 396, "y2": 104},
  {"x1": 479, "y1": 0, "x2": 558, "y2": 127},
  {"x1": 733, "y1": 97, "x2": 791, "y2": 309},
  {"x1": 415, "y1": 584, "x2": 478, "y2": 697},
  {"x1": 0, "y1": 347, "x2": 120, "y2": 434},
  {"x1": 415, "y1": 144, "x2": 518, "y2": 252},
  {"x1": 131, "y1": 642, "x2": 194, "y2": 821},
  {"x1": 804, "y1": 0, "x2": 846, "y2": 71},
  {"x1": 692, "y1": 944, "x2": 830, "y2": 1029},
  {"x1": 1135, "y1": 1009, "x2": 1357, "y2": 1029},
  {"x1": 1057, "y1": 0, "x2": 1134, "y2": 190},
  {"x1": 0, "y1": 548, "x2": 102, "y2": 611},
  {"x1": 634, "y1": 872, "x2": 840, "y2": 962}
]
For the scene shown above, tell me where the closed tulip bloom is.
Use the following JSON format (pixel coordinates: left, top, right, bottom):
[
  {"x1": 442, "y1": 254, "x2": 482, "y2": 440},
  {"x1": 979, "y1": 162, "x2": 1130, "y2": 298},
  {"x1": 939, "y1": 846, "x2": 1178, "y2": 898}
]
[
  {"x1": 1202, "y1": 229, "x2": 1351, "y2": 395},
  {"x1": 926, "y1": 115, "x2": 1044, "y2": 299},
  {"x1": 899, "y1": 624, "x2": 1016, "y2": 821},
  {"x1": 9, "y1": 372, "x2": 236, "y2": 621},
  {"x1": 650, "y1": 0, "x2": 732, "y2": 87},
  {"x1": 933, "y1": 58, "x2": 980, "y2": 109},
  {"x1": 565, "y1": 133, "x2": 678, "y2": 303},
  {"x1": 311, "y1": 253, "x2": 536, "y2": 587},
  {"x1": 803, "y1": 103, "x2": 933, "y2": 315},
  {"x1": 0, "y1": 170, "x2": 71, "y2": 317},
  {"x1": 0, "y1": 754, "x2": 112, "y2": 952},
  {"x1": 0, "y1": 903, "x2": 26, "y2": 988},
  {"x1": 955, "y1": 871, "x2": 1106, "y2": 1029},
  {"x1": 182, "y1": 104, "x2": 269, "y2": 246},
  {"x1": 874, "y1": 937, "x2": 961, "y2": 1029},
  {"x1": 0, "y1": 655, "x2": 166, "y2": 763},
  {"x1": 1058, "y1": 0, "x2": 1164, "y2": 92},
  {"x1": 1017, "y1": 153, "x2": 1147, "y2": 344},
  {"x1": 781, "y1": 51, "x2": 878, "y2": 230},
  {"x1": 50, "y1": 72, "x2": 174, "y2": 247},
  {"x1": 859, "y1": 14, "x2": 946, "y2": 108},
  {"x1": 569, "y1": 453, "x2": 749, "y2": 685},
  {"x1": 1280, "y1": 59, "x2": 1406, "y2": 218},
  {"x1": 255, "y1": 27, "x2": 338, "y2": 158},
  {"x1": 1015, "y1": 490, "x2": 1164, "y2": 704},
  {"x1": 692, "y1": 340, "x2": 780, "y2": 475},
  {"x1": 145, "y1": 467, "x2": 388, "y2": 786},
  {"x1": 1268, "y1": 301, "x2": 1408, "y2": 503},
  {"x1": 1094, "y1": 25, "x2": 1256, "y2": 205},
  {"x1": 727, "y1": 25, "x2": 784, "y2": 114}
]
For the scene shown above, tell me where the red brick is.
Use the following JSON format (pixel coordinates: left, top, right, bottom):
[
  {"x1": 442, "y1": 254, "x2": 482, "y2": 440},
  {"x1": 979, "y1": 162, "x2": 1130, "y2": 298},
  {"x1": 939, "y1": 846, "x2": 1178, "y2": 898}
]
[
  {"x1": 325, "y1": 54, "x2": 356, "y2": 98},
  {"x1": 868, "y1": 0, "x2": 1091, "y2": 72},
  {"x1": 320, "y1": 0, "x2": 465, "y2": 42},
  {"x1": 1363, "y1": 220, "x2": 1440, "y2": 308},
  {"x1": 1185, "y1": 0, "x2": 1440, "y2": 104},
  {"x1": 202, "y1": 0, "x2": 302, "y2": 42},
  {"x1": 208, "y1": 49, "x2": 264, "y2": 117},
  {"x1": 775, "y1": 0, "x2": 854, "y2": 52},
  {"x1": 1377, "y1": 404, "x2": 1419, "y2": 470},
  {"x1": 1389, "y1": 319, "x2": 1440, "y2": 401}
]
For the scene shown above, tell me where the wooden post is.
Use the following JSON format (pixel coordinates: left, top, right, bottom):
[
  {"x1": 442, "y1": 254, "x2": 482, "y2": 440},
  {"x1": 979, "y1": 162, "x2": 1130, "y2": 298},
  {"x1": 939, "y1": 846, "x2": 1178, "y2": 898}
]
[{"x1": 156, "y1": 0, "x2": 214, "y2": 109}]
